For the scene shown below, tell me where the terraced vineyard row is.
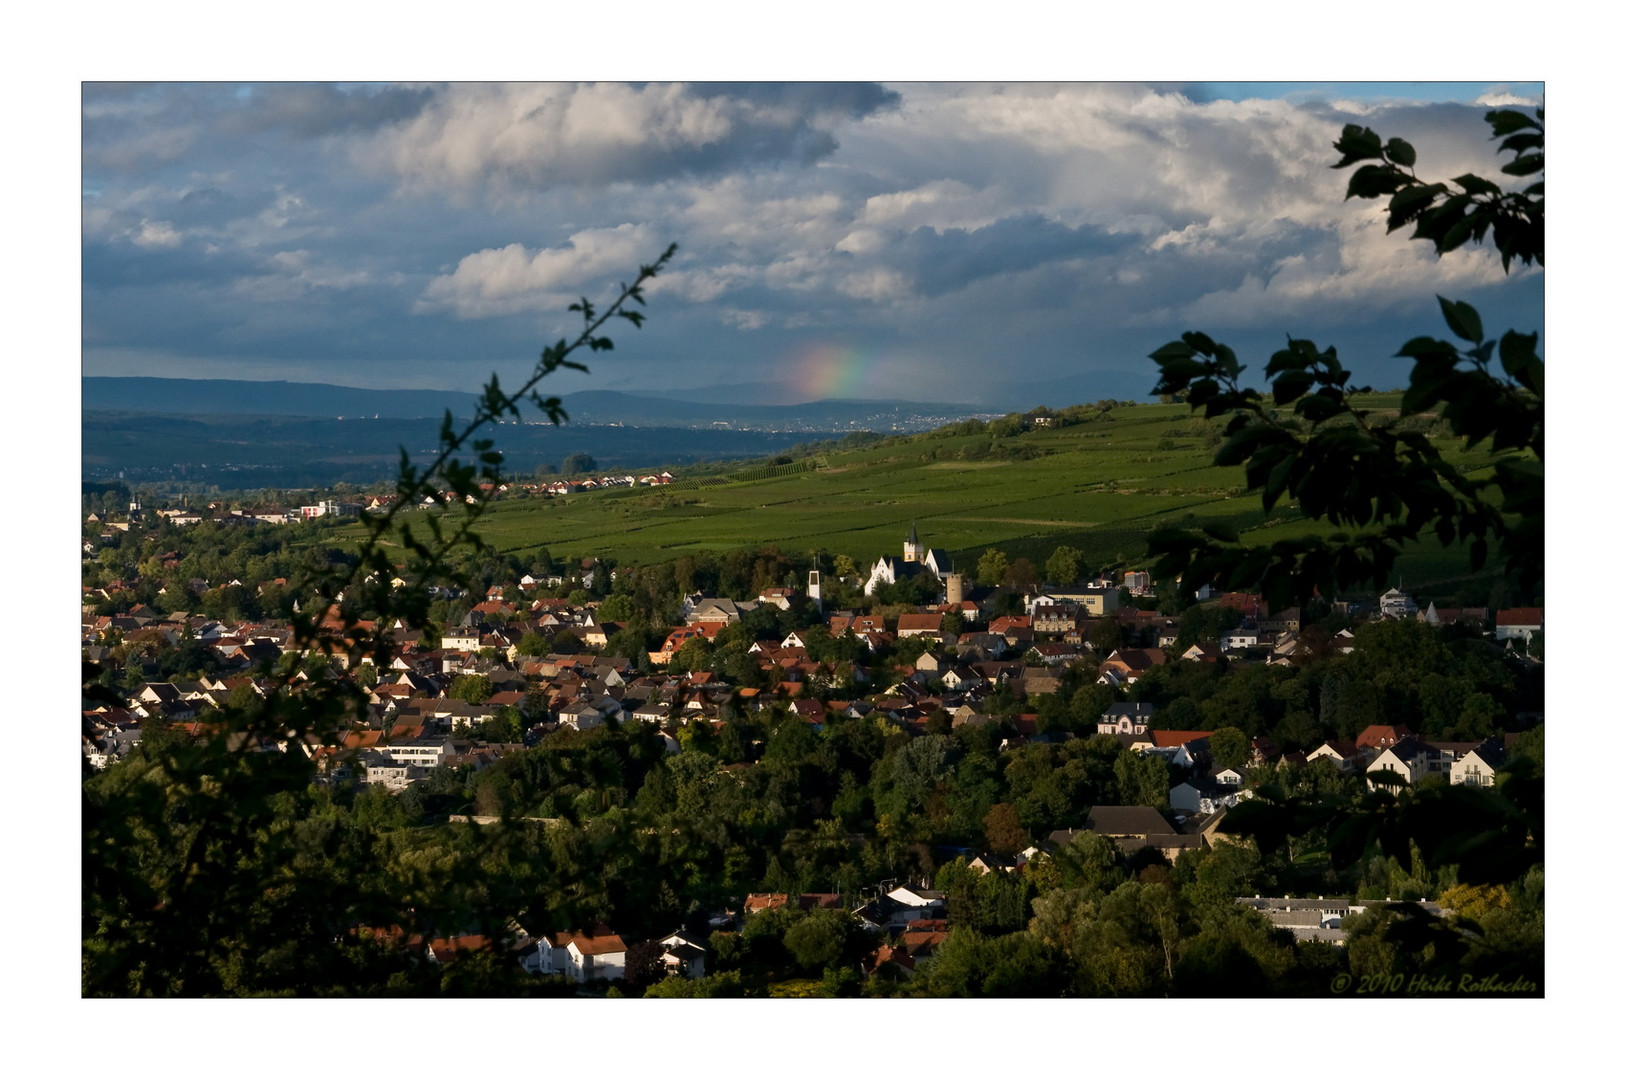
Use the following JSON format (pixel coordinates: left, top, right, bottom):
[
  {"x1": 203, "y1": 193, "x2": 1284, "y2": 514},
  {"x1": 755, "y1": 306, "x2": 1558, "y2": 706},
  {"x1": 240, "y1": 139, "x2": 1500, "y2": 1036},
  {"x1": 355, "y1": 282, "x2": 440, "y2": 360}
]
[{"x1": 355, "y1": 394, "x2": 1503, "y2": 593}]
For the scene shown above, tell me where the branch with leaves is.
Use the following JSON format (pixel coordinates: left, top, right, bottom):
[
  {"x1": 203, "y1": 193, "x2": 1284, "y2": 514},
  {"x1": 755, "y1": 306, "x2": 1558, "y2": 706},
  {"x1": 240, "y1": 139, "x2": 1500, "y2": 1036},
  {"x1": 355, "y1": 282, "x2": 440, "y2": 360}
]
[
  {"x1": 1337, "y1": 108, "x2": 1542, "y2": 271},
  {"x1": 1147, "y1": 110, "x2": 1542, "y2": 609},
  {"x1": 289, "y1": 244, "x2": 678, "y2": 712}
]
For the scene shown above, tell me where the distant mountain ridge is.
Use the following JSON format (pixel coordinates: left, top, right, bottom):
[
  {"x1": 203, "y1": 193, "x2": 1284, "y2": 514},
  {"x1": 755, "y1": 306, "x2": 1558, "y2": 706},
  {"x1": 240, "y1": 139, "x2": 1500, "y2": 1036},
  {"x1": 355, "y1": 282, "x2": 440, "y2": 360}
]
[
  {"x1": 83, "y1": 377, "x2": 484, "y2": 419},
  {"x1": 82, "y1": 377, "x2": 983, "y2": 429}
]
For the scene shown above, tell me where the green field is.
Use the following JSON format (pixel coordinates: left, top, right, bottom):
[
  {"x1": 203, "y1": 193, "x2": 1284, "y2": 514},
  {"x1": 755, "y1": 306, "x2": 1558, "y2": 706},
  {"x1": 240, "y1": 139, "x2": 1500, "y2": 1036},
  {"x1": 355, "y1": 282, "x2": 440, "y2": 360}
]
[{"x1": 351, "y1": 395, "x2": 1509, "y2": 595}]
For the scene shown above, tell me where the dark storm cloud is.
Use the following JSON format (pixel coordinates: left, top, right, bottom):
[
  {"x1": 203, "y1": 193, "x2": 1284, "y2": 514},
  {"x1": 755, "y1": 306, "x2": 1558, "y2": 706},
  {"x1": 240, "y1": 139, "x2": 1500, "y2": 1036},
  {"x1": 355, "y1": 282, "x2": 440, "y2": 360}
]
[
  {"x1": 688, "y1": 81, "x2": 900, "y2": 120},
  {"x1": 890, "y1": 214, "x2": 1140, "y2": 298}
]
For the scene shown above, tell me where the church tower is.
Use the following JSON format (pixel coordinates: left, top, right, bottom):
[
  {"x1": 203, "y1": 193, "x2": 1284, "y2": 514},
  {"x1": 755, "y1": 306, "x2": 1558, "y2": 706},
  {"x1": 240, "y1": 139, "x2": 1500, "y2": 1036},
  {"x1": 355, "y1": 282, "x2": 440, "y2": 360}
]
[
  {"x1": 808, "y1": 569, "x2": 822, "y2": 612},
  {"x1": 903, "y1": 521, "x2": 923, "y2": 563}
]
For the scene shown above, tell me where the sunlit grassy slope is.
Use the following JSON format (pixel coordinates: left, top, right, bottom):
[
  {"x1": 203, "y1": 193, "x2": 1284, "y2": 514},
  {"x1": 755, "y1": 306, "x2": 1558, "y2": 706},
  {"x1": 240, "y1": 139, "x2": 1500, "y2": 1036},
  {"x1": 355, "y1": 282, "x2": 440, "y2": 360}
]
[{"x1": 367, "y1": 395, "x2": 1507, "y2": 590}]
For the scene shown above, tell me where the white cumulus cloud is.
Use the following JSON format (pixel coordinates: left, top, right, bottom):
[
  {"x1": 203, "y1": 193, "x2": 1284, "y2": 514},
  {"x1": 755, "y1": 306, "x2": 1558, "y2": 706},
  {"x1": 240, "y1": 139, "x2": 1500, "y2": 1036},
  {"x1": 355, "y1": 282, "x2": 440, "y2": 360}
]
[{"x1": 416, "y1": 223, "x2": 656, "y2": 318}]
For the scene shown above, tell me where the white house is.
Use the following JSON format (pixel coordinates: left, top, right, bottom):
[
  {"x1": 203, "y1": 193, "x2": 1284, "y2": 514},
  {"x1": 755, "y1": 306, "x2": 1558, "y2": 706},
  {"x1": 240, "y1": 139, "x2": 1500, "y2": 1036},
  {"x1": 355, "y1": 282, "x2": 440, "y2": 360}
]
[
  {"x1": 1380, "y1": 587, "x2": 1419, "y2": 619},
  {"x1": 441, "y1": 628, "x2": 482, "y2": 651},
  {"x1": 1494, "y1": 608, "x2": 1544, "y2": 644},
  {"x1": 1366, "y1": 737, "x2": 1455, "y2": 789},
  {"x1": 381, "y1": 737, "x2": 456, "y2": 770},
  {"x1": 1308, "y1": 741, "x2": 1369, "y2": 774},
  {"x1": 558, "y1": 927, "x2": 627, "y2": 983},
  {"x1": 1097, "y1": 702, "x2": 1156, "y2": 736},
  {"x1": 1450, "y1": 739, "x2": 1508, "y2": 788},
  {"x1": 556, "y1": 703, "x2": 604, "y2": 731},
  {"x1": 659, "y1": 930, "x2": 707, "y2": 979},
  {"x1": 363, "y1": 757, "x2": 420, "y2": 790}
]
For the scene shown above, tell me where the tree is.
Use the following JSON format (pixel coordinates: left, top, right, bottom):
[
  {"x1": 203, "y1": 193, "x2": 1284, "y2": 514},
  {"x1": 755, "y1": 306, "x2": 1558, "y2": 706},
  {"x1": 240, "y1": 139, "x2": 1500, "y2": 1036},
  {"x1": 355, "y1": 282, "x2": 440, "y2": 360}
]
[
  {"x1": 1209, "y1": 726, "x2": 1250, "y2": 773},
  {"x1": 622, "y1": 939, "x2": 667, "y2": 991},
  {"x1": 1003, "y1": 557, "x2": 1040, "y2": 591},
  {"x1": 447, "y1": 673, "x2": 493, "y2": 706},
  {"x1": 561, "y1": 452, "x2": 598, "y2": 476},
  {"x1": 479, "y1": 707, "x2": 524, "y2": 744},
  {"x1": 1147, "y1": 108, "x2": 1542, "y2": 609},
  {"x1": 1114, "y1": 750, "x2": 1170, "y2": 811},
  {"x1": 982, "y1": 802, "x2": 1029, "y2": 855},
  {"x1": 1088, "y1": 618, "x2": 1123, "y2": 655},
  {"x1": 1045, "y1": 545, "x2": 1082, "y2": 585},
  {"x1": 977, "y1": 549, "x2": 1009, "y2": 589},
  {"x1": 596, "y1": 593, "x2": 635, "y2": 622},
  {"x1": 782, "y1": 908, "x2": 859, "y2": 974}
]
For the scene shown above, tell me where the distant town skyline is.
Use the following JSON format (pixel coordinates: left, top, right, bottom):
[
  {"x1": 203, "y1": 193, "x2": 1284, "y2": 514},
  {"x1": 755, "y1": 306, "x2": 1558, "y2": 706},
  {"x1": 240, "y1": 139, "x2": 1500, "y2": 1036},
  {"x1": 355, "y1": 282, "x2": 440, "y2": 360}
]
[{"x1": 82, "y1": 81, "x2": 1543, "y2": 405}]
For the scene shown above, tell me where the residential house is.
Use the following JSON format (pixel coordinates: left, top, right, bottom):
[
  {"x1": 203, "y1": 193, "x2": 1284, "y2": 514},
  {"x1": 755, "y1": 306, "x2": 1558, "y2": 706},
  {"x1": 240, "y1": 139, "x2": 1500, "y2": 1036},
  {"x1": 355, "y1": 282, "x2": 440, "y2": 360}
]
[
  {"x1": 361, "y1": 751, "x2": 422, "y2": 790},
  {"x1": 853, "y1": 885, "x2": 947, "y2": 931},
  {"x1": 758, "y1": 587, "x2": 796, "y2": 610},
  {"x1": 1098, "y1": 647, "x2": 1168, "y2": 686},
  {"x1": 1259, "y1": 607, "x2": 1302, "y2": 635},
  {"x1": 1379, "y1": 586, "x2": 1419, "y2": 619},
  {"x1": 1083, "y1": 805, "x2": 1202, "y2": 861},
  {"x1": 556, "y1": 702, "x2": 606, "y2": 732},
  {"x1": 1366, "y1": 736, "x2": 1456, "y2": 789},
  {"x1": 1308, "y1": 741, "x2": 1370, "y2": 773},
  {"x1": 658, "y1": 930, "x2": 707, "y2": 979},
  {"x1": 380, "y1": 734, "x2": 456, "y2": 770},
  {"x1": 1494, "y1": 608, "x2": 1544, "y2": 644},
  {"x1": 1032, "y1": 602, "x2": 1081, "y2": 635},
  {"x1": 1076, "y1": 587, "x2": 1121, "y2": 617},
  {"x1": 744, "y1": 893, "x2": 791, "y2": 915},
  {"x1": 543, "y1": 925, "x2": 628, "y2": 984},
  {"x1": 1084, "y1": 805, "x2": 1175, "y2": 840},
  {"x1": 1450, "y1": 738, "x2": 1508, "y2": 788},
  {"x1": 896, "y1": 612, "x2": 946, "y2": 639},
  {"x1": 1170, "y1": 777, "x2": 1241, "y2": 816},
  {"x1": 1141, "y1": 731, "x2": 1213, "y2": 771},
  {"x1": 1236, "y1": 897, "x2": 1358, "y2": 944},
  {"x1": 1097, "y1": 702, "x2": 1156, "y2": 736}
]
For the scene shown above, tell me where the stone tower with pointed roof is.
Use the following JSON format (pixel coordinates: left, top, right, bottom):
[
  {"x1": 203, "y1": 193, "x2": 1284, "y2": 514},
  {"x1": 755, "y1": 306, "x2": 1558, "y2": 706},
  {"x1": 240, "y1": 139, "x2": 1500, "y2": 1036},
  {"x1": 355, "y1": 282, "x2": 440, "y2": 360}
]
[{"x1": 903, "y1": 521, "x2": 923, "y2": 563}]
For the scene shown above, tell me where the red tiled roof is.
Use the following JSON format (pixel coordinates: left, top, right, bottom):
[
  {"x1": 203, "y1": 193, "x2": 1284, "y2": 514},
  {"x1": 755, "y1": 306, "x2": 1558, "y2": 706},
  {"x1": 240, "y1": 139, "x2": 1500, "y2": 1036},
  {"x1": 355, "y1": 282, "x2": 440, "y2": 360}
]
[
  {"x1": 897, "y1": 613, "x2": 944, "y2": 631},
  {"x1": 555, "y1": 928, "x2": 626, "y2": 956},
  {"x1": 1150, "y1": 730, "x2": 1214, "y2": 748},
  {"x1": 1355, "y1": 724, "x2": 1413, "y2": 749},
  {"x1": 1495, "y1": 607, "x2": 1544, "y2": 627}
]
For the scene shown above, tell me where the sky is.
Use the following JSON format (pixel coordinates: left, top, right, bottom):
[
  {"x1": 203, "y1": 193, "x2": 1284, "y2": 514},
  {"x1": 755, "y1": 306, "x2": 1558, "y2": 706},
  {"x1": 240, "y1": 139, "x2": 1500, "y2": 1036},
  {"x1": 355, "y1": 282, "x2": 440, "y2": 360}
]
[{"x1": 81, "y1": 79, "x2": 1545, "y2": 406}]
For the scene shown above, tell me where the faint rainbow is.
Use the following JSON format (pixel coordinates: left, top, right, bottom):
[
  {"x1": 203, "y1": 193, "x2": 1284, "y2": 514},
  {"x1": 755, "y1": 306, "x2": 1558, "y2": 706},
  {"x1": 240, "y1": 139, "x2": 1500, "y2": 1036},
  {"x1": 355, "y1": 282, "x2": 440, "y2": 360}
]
[{"x1": 792, "y1": 344, "x2": 872, "y2": 401}]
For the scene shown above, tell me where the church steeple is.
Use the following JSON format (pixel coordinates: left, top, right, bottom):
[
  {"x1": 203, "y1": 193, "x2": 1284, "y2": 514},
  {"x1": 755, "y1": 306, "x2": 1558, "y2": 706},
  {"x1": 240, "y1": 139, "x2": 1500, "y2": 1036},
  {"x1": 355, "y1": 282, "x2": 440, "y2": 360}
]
[{"x1": 904, "y1": 521, "x2": 923, "y2": 563}]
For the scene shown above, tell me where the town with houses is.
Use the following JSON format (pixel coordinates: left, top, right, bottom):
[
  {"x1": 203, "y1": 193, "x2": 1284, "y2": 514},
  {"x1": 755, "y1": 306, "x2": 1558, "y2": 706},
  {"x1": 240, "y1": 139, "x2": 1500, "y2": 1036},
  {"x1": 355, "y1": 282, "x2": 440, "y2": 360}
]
[{"x1": 82, "y1": 488, "x2": 1545, "y2": 993}]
